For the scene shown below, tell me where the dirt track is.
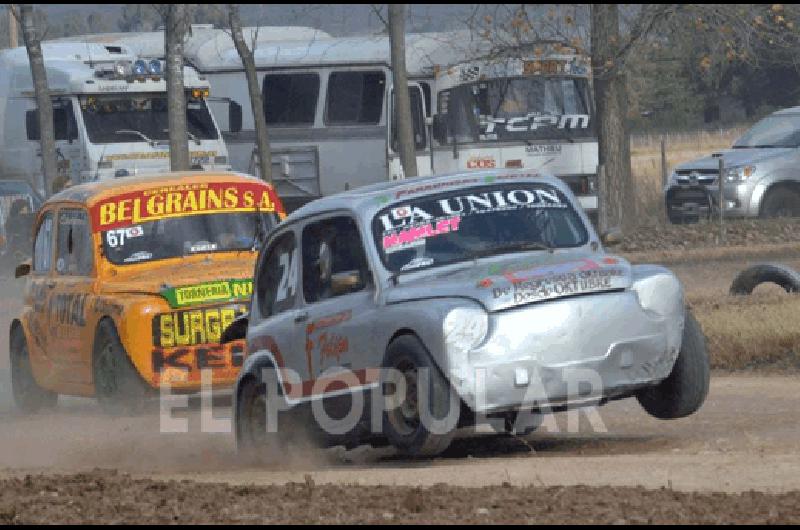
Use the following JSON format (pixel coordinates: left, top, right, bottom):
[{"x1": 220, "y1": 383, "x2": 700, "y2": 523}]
[{"x1": 2, "y1": 250, "x2": 800, "y2": 522}]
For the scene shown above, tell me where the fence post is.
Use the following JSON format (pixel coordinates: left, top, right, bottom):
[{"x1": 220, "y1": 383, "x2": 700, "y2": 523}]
[
  {"x1": 718, "y1": 157, "x2": 725, "y2": 243},
  {"x1": 597, "y1": 164, "x2": 608, "y2": 235}
]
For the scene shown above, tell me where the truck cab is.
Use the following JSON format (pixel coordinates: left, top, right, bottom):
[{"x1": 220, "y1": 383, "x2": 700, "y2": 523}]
[{"x1": 0, "y1": 42, "x2": 230, "y2": 196}]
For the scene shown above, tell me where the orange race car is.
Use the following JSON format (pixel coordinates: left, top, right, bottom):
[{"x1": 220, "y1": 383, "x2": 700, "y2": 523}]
[{"x1": 9, "y1": 171, "x2": 285, "y2": 413}]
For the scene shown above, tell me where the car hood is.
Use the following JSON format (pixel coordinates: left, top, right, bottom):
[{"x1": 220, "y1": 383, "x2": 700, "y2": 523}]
[
  {"x1": 98, "y1": 254, "x2": 255, "y2": 303},
  {"x1": 386, "y1": 251, "x2": 632, "y2": 312},
  {"x1": 674, "y1": 147, "x2": 794, "y2": 171}
]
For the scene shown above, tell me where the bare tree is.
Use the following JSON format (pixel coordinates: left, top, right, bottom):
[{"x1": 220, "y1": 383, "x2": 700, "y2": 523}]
[
  {"x1": 388, "y1": 4, "x2": 418, "y2": 178},
  {"x1": 11, "y1": 4, "x2": 56, "y2": 196},
  {"x1": 164, "y1": 4, "x2": 190, "y2": 171},
  {"x1": 226, "y1": 5, "x2": 272, "y2": 183},
  {"x1": 590, "y1": 4, "x2": 633, "y2": 233}
]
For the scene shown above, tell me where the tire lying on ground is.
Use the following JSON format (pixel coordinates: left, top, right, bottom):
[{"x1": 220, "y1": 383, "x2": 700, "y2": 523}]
[
  {"x1": 637, "y1": 309, "x2": 710, "y2": 419},
  {"x1": 729, "y1": 263, "x2": 800, "y2": 295}
]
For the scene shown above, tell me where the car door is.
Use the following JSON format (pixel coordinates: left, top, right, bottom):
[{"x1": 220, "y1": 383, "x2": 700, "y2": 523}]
[
  {"x1": 296, "y1": 213, "x2": 379, "y2": 399},
  {"x1": 248, "y1": 228, "x2": 304, "y2": 395},
  {"x1": 25, "y1": 209, "x2": 56, "y2": 381},
  {"x1": 50, "y1": 207, "x2": 95, "y2": 383}
]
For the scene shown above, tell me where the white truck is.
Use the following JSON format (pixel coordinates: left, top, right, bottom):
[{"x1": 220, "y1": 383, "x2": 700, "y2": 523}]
[
  {"x1": 66, "y1": 28, "x2": 598, "y2": 216},
  {"x1": 0, "y1": 41, "x2": 231, "y2": 195}
]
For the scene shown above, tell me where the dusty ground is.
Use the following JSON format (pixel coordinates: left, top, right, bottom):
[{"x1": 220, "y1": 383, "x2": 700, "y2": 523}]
[{"x1": 2, "y1": 241, "x2": 800, "y2": 523}]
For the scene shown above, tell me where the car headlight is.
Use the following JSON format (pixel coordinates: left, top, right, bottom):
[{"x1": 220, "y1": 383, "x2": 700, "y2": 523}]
[
  {"x1": 443, "y1": 306, "x2": 488, "y2": 358},
  {"x1": 725, "y1": 165, "x2": 756, "y2": 183}
]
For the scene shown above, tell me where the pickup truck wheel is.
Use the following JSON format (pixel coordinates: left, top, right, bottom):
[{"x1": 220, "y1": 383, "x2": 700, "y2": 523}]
[
  {"x1": 9, "y1": 327, "x2": 58, "y2": 413},
  {"x1": 760, "y1": 186, "x2": 800, "y2": 218},
  {"x1": 93, "y1": 320, "x2": 149, "y2": 415},
  {"x1": 235, "y1": 371, "x2": 292, "y2": 464},
  {"x1": 637, "y1": 310, "x2": 710, "y2": 419},
  {"x1": 382, "y1": 335, "x2": 457, "y2": 457}
]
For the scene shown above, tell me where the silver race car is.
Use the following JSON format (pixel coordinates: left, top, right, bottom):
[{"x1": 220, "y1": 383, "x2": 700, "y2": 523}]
[{"x1": 226, "y1": 170, "x2": 709, "y2": 458}]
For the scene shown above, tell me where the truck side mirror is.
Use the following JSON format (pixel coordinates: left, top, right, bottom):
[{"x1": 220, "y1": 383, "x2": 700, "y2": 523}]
[
  {"x1": 229, "y1": 101, "x2": 243, "y2": 133},
  {"x1": 26, "y1": 111, "x2": 40, "y2": 141}
]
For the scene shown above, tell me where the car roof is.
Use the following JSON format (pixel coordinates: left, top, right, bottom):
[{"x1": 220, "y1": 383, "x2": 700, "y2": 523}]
[
  {"x1": 284, "y1": 169, "x2": 573, "y2": 223},
  {"x1": 46, "y1": 171, "x2": 275, "y2": 208}
]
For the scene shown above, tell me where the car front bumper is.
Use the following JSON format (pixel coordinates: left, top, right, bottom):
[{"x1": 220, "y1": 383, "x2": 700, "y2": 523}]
[
  {"x1": 447, "y1": 291, "x2": 683, "y2": 414},
  {"x1": 665, "y1": 181, "x2": 762, "y2": 221}
]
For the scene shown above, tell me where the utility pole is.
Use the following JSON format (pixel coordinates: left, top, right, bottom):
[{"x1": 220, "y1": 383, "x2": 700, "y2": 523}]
[
  {"x1": 388, "y1": 4, "x2": 418, "y2": 179},
  {"x1": 165, "y1": 4, "x2": 190, "y2": 171}
]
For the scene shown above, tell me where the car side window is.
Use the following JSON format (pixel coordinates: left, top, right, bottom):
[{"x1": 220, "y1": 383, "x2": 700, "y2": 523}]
[
  {"x1": 302, "y1": 216, "x2": 371, "y2": 304},
  {"x1": 55, "y1": 208, "x2": 93, "y2": 276},
  {"x1": 256, "y1": 231, "x2": 298, "y2": 318},
  {"x1": 33, "y1": 211, "x2": 54, "y2": 273}
]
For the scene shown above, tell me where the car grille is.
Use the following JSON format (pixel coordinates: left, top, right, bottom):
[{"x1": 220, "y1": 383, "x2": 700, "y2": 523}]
[{"x1": 674, "y1": 169, "x2": 718, "y2": 185}]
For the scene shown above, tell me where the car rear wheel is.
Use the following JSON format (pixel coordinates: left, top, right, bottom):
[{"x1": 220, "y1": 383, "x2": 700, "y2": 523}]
[
  {"x1": 637, "y1": 309, "x2": 710, "y2": 419},
  {"x1": 235, "y1": 370, "x2": 296, "y2": 464},
  {"x1": 93, "y1": 320, "x2": 149, "y2": 415},
  {"x1": 9, "y1": 326, "x2": 58, "y2": 413},
  {"x1": 760, "y1": 186, "x2": 800, "y2": 218},
  {"x1": 382, "y1": 335, "x2": 458, "y2": 457}
]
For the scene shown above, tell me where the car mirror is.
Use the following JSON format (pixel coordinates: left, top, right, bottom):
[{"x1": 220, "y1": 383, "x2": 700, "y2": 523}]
[
  {"x1": 331, "y1": 270, "x2": 361, "y2": 296},
  {"x1": 601, "y1": 228, "x2": 623, "y2": 247},
  {"x1": 15, "y1": 260, "x2": 31, "y2": 279},
  {"x1": 220, "y1": 313, "x2": 249, "y2": 344}
]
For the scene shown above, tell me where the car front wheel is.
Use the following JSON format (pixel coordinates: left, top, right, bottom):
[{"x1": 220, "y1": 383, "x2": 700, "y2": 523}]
[
  {"x1": 637, "y1": 309, "x2": 710, "y2": 419},
  {"x1": 382, "y1": 335, "x2": 458, "y2": 457}
]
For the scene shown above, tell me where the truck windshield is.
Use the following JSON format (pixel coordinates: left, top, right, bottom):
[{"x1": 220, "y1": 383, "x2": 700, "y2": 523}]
[
  {"x1": 438, "y1": 77, "x2": 594, "y2": 144},
  {"x1": 80, "y1": 93, "x2": 219, "y2": 144},
  {"x1": 373, "y1": 183, "x2": 588, "y2": 273},
  {"x1": 733, "y1": 114, "x2": 800, "y2": 149},
  {"x1": 102, "y1": 212, "x2": 276, "y2": 265}
]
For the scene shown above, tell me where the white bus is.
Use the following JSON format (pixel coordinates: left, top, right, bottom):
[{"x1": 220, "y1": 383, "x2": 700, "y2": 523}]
[{"x1": 75, "y1": 28, "x2": 598, "y2": 214}]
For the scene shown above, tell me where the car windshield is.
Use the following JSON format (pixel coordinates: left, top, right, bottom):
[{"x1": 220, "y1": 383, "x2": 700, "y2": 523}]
[
  {"x1": 439, "y1": 76, "x2": 594, "y2": 144},
  {"x1": 373, "y1": 182, "x2": 589, "y2": 273},
  {"x1": 102, "y1": 212, "x2": 276, "y2": 265},
  {"x1": 80, "y1": 93, "x2": 218, "y2": 144},
  {"x1": 733, "y1": 114, "x2": 800, "y2": 148}
]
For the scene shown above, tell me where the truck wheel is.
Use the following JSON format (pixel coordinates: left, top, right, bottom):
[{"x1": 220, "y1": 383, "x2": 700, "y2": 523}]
[
  {"x1": 637, "y1": 310, "x2": 710, "y2": 419},
  {"x1": 9, "y1": 326, "x2": 58, "y2": 413},
  {"x1": 235, "y1": 369, "x2": 293, "y2": 464},
  {"x1": 382, "y1": 335, "x2": 457, "y2": 457},
  {"x1": 760, "y1": 186, "x2": 800, "y2": 218},
  {"x1": 93, "y1": 320, "x2": 149, "y2": 415}
]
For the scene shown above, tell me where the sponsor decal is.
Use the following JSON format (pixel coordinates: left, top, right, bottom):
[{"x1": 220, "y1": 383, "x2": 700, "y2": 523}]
[
  {"x1": 306, "y1": 310, "x2": 352, "y2": 375},
  {"x1": 151, "y1": 342, "x2": 245, "y2": 384},
  {"x1": 383, "y1": 216, "x2": 461, "y2": 253},
  {"x1": 466, "y1": 156, "x2": 496, "y2": 169},
  {"x1": 480, "y1": 114, "x2": 589, "y2": 139},
  {"x1": 161, "y1": 279, "x2": 253, "y2": 309},
  {"x1": 153, "y1": 304, "x2": 247, "y2": 348},
  {"x1": 90, "y1": 181, "x2": 281, "y2": 232},
  {"x1": 48, "y1": 293, "x2": 88, "y2": 327},
  {"x1": 526, "y1": 144, "x2": 563, "y2": 156}
]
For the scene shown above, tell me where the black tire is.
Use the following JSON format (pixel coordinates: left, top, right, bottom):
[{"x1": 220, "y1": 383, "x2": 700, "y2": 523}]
[
  {"x1": 729, "y1": 263, "x2": 800, "y2": 295},
  {"x1": 235, "y1": 369, "x2": 296, "y2": 464},
  {"x1": 760, "y1": 186, "x2": 800, "y2": 219},
  {"x1": 9, "y1": 326, "x2": 58, "y2": 413},
  {"x1": 637, "y1": 310, "x2": 710, "y2": 419},
  {"x1": 382, "y1": 335, "x2": 458, "y2": 457},
  {"x1": 92, "y1": 319, "x2": 150, "y2": 415}
]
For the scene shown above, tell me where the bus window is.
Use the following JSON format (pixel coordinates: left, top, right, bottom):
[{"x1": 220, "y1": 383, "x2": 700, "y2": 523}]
[
  {"x1": 263, "y1": 73, "x2": 320, "y2": 126},
  {"x1": 391, "y1": 87, "x2": 427, "y2": 151},
  {"x1": 325, "y1": 71, "x2": 385, "y2": 125}
]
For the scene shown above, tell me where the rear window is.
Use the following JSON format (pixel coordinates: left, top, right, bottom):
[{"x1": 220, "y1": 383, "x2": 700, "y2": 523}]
[
  {"x1": 325, "y1": 71, "x2": 385, "y2": 125},
  {"x1": 263, "y1": 73, "x2": 320, "y2": 126}
]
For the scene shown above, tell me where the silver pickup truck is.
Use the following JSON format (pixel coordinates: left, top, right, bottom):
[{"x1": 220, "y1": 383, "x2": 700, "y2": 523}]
[{"x1": 665, "y1": 107, "x2": 800, "y2": 223}]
